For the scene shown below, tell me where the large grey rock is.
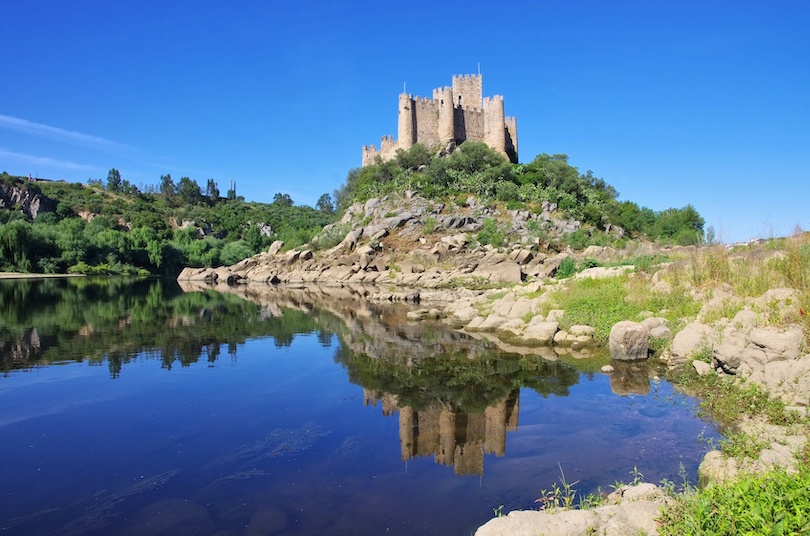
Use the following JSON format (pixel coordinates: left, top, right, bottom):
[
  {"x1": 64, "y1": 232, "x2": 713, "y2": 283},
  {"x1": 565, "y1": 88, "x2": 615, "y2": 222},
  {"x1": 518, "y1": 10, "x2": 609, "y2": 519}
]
[
  {"x1": 714, "y1": 342, "x2": 743, "y2": 373},
  {"x1": 670, "y1": 322, "x2": 713, "y2": 361},
  {"x1": 472, "y1": 262, "x2": 523, "y2": 283},
  {"x1": 693, "y1": 360, "x2": 715, "y2": 376},
  {"x1": 609, "y1": 321, "x2": 650, "y2": 361},
  {"x1": 521, "y1": 321, "x2": 559, "y2": 346},
  {"x1": 699, "y1": 450, "x2": 738, "y2": 486},
  {"x1": 749, "y1": 327, "x2": 804, "y2": 361}
]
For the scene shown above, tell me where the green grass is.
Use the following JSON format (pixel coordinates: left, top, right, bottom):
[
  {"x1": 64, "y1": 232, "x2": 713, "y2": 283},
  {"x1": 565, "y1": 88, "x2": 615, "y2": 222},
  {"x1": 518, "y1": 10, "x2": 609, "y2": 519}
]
[
  {"x1": 540, "y1": 275, "x2": 700, "y2": 343},
  {"x1": 668, "y1": 366, "x2": 803, "y2": 428},
  {"x1": 658, "y1": 465, "x2": 810, "y2": 535}
]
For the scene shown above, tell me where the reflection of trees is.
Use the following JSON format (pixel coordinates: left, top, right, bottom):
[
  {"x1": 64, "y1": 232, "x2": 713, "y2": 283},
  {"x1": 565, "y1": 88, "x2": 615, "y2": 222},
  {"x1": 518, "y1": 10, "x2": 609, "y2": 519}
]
[{"x1": 0, "y1": 278, "x2": 334, "y2": 377}]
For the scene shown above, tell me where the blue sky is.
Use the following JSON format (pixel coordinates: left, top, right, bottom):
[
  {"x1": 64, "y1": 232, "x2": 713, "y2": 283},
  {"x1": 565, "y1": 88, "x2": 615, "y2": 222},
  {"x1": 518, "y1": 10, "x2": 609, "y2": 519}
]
[{"x1": 1, "y1": 1, "x2": 808, "y2": 243}]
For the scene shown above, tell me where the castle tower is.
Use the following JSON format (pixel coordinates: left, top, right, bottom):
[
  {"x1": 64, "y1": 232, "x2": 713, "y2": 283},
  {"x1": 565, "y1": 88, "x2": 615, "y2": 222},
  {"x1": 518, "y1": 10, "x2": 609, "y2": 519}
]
[
  {"x1": 433, "y1": 86, "x2": 455, "y2": 147},
  {"x1": 397, "y1": 93, "x2": 415, "y2": 150},
  {"x1": 484, "y1": 96, "x2": 507, "y2": 160},
  {"x1": 452, "y1": 74, "x2": 483, "y2": 108}
]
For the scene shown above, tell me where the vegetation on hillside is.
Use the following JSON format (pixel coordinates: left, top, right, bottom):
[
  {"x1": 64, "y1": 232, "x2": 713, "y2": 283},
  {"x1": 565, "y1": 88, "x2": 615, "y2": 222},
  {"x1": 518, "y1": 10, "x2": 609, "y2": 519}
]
[
  {"x1": 337, "y1": 142, "x2": 705, "y2": 246},
  {"x1": 2, "y1": 143, "x2": 707, "y2": 275},
  {"x1": 0, "y1": 170, "x2": 335, "y2": 275}
]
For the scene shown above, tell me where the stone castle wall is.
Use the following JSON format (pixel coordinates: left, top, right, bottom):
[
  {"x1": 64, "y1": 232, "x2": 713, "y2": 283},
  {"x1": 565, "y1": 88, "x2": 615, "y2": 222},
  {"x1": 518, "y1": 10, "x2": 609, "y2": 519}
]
[{"x1": 362, "y1": 74, "x2": 518, "y2": 166}]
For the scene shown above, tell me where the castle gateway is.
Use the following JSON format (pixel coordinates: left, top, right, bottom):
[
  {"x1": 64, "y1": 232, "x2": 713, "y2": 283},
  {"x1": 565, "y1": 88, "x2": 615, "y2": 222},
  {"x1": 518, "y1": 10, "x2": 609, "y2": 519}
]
[{"x1": 362, "y1": 74, "x2": 518, "y2": 166}]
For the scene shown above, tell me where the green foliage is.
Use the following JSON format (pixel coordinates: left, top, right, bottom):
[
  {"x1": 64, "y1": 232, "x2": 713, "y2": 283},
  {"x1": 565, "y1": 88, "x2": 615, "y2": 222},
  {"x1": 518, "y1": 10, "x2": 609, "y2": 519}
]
[
  {"x1": 658, "y1": 466, "x2": 810, "y2": 535},
  {"x1": 556, "y1": 257, "x2": 577, "y2": 279},
  {"x1": 669, "y1": 367, "x2": 802, "y2": 428},
  {"x1": 2, "y1": 174, "x2": 335, "y2": 275},
  {"x1": 336, "y1": 147, "x2": 705, "y2": 246},
  {"x1": 477, "y1": 218, "x2": 507, "y2": 247},
  {"x1": 310, "y1": 223, "x2": 351, "y2": 251},
  {"x1": 423, "y1": 217, "x2": 438, "y2": 235}
]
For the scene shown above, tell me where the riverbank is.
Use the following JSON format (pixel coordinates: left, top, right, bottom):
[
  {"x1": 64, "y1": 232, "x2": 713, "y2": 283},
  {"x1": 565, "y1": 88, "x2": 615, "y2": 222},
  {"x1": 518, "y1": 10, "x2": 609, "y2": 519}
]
[{"x1": 0, "y1": 272, "x2": 84, "y2": 279}]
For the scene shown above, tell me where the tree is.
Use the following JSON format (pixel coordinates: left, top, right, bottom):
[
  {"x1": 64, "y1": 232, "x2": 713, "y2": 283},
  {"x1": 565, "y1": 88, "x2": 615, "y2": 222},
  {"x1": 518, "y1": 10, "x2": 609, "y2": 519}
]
[
  {"x1": 160, "y1": 174, "x2": 175, "y2": 198},
  {"x1": 315, "y1": 193, "x2": 334, "y2": 214},
  {"x1": 272, "y1": 193, "x2": 293, "y2": 206},
  {"x1": 205, "y1": 178, "x2": 220, "y2": 201},
  {"x1": 177, "y1": 177, "x2": 202, "y2": 205},
  {"x1": 106, "y1": 168, "x2": 122, "y2": 192}
]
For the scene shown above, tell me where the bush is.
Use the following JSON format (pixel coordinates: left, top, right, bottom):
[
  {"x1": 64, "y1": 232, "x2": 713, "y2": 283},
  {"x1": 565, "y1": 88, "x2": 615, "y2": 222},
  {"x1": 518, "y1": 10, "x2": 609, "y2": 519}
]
[
  {"x1": 555, "y1": 257, "x2": 577, "y2": 279},
  {"x1": 477, "y1": 218, "x2": 506, "y2": 247}
]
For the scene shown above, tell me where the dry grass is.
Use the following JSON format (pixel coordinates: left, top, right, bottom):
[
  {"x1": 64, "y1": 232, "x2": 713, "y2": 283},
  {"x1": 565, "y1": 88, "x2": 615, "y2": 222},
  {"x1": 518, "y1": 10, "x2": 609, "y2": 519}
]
[{"x1": 664, "y1": 231, "x2": 810, "y2": 334}]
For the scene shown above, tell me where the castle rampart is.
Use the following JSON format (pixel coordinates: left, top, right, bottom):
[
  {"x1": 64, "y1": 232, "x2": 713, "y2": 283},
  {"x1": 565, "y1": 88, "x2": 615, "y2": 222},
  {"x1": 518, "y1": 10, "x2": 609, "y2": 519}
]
[{"x1": 362, "y1": 74, "x2": 518, "y2": 166}]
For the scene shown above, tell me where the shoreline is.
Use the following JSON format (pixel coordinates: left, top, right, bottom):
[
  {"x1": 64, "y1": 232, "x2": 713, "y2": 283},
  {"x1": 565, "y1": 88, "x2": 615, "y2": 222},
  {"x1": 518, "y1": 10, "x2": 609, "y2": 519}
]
[{"x1": 0, "y1": 272, "x2": 85, "y2": 279}]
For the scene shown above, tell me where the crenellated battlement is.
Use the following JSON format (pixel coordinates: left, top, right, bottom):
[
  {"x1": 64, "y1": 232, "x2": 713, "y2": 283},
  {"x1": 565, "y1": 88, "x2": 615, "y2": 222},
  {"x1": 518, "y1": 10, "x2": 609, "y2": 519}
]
[{"x1": 363, "y1": 74, "x2": 518, "y2": 165}]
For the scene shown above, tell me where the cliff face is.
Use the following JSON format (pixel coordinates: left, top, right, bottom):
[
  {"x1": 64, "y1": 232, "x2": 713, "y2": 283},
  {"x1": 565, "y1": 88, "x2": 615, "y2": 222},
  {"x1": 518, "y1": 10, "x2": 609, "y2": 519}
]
[{"x1": 0, "y1": 183, "x2": 57, "y2": 219}]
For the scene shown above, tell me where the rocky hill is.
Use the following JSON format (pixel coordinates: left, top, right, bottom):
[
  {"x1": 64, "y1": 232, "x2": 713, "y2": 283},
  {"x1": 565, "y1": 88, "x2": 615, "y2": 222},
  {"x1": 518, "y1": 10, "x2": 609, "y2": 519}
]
[{"x1": 178, "y1": 191, "x2": 651, "y2": 288}]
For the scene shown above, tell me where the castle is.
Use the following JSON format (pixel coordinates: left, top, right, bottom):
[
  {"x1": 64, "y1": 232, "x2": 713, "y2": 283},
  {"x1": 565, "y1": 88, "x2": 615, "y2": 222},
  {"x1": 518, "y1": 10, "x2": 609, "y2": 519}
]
[{"x1": 362, "y1": 74, "x2": 518, "y2": 166}]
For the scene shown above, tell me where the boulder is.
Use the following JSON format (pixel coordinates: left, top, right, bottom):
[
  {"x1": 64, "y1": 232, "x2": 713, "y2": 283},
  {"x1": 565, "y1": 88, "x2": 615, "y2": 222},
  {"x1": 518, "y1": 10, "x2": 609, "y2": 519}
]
[
  {"x1": 267, "y1": 240, "x2": 284, "y2": 255},
  {"x1": 749, "y1": 327, "x2": 804, "y2": 361},
  {"x1": 693, "y1": 360, "x2": 715, "y2": 376},
  {"x1": 521, "y1": 321, "x2": 559, "y2": 346},
  {"x1": 472, "y1": 262, "x2": 523, "y2": 284},
  {"x1": 609, "y1": 321, "x2": 650, "y2": 361},
  {"x1": 698, "y1": 450, "x2": 738, "y2": 486},
  {"x1": 649, "y1": 325, "x2": 672, "y2": 340},
  {"x1": 670, "y1": 322, "x2": 712, "y2": 362}
]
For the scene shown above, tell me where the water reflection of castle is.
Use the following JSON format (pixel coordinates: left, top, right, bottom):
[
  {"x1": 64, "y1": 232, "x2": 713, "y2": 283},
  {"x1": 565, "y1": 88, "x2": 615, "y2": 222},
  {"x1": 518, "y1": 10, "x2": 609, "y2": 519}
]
[{"x1": 363, "y1": 388, "x2": 519, "y2": 476}]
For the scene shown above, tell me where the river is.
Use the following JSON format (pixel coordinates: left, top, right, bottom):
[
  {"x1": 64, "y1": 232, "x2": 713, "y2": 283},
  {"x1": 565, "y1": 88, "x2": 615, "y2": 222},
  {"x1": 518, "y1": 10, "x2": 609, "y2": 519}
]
[{"x1": 0, "y1": 277, "x2": 719, "y2": 535}]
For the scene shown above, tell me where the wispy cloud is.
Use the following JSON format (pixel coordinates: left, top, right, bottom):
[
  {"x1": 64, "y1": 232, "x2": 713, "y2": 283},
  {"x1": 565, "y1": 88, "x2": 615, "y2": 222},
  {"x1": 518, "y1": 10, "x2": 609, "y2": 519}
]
[
  {"x1": 0, "y1": 148, "x2": 96, "y2": 171},
  {"x1": 0, "y1": 114, "x2": 135, "y2": 151}
]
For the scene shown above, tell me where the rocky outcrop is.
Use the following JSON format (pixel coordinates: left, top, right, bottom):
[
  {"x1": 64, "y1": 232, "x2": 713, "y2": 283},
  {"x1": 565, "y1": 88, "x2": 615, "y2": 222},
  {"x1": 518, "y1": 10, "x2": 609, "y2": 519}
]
[{"x1": 0, "y1": 182, "x2": 57, "y2": 219}]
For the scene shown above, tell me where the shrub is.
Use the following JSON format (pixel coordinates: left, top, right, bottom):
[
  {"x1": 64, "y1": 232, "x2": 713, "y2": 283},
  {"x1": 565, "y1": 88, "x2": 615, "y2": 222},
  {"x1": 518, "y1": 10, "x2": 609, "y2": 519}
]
[
  {"x1": 555, "y1": 258, "x2": 577, "y2": 279},
  {"x1": 477, "y1": 218, "x2": 506, "y2": 247}
]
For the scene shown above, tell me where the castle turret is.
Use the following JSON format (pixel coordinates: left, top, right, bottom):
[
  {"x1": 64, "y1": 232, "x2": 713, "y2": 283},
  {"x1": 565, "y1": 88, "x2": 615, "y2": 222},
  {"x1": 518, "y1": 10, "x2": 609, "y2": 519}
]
[
  {"x1": 433, "y1": 86, "x2": 455, "y2": 147},
  {"x1": 452, "y1": 74, "x2": 483, "y2": 108},
  {"x1": 484, "y1": 96, "x2": 507, "y2": 159},
  {"x1": 397, "y1": 93, "x2": 415, "y2": 151}
]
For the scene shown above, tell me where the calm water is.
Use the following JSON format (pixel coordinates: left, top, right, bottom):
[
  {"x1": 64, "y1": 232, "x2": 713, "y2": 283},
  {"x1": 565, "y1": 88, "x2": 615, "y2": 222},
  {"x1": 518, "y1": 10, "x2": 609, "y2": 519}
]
[{"x1": 0, "y1": 278, "x2": 720, "y2": 535}]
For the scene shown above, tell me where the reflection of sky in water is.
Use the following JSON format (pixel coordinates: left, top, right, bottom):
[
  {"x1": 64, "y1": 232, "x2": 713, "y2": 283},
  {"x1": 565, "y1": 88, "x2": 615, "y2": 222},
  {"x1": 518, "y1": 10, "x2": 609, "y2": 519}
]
[{"x1": 0, "y1": 332, "x2": 720, "y2": 536}]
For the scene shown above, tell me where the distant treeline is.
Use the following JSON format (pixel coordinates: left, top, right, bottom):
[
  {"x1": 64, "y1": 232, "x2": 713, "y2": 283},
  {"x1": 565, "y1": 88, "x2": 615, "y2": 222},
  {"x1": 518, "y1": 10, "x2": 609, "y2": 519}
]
[{"x1": 0, "y1": 170, "x2": 336, "y2": 275}]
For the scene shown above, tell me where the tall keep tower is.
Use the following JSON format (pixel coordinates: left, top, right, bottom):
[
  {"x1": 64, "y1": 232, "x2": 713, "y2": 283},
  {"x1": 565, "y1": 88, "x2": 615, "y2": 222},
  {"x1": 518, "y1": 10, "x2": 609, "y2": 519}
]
[{"x1": 362, "y1": 74, "x2": 518, "y2": 166}]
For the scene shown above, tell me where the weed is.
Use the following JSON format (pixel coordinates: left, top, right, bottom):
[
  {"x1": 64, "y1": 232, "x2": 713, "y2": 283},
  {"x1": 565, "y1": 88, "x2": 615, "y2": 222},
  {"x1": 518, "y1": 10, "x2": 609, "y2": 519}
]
[
  {"x1": 719, "y1": 432, "x2": 769, "y2": 460},
  {"x1": 535, "y1": 463, "x2": 582, "y2": 511},
  {"x1": 555, "y1": 257, "x2": 577, "y2": 279},
  {"x1": 423, "y1": 216, "x2": 438, "y2": 235}
]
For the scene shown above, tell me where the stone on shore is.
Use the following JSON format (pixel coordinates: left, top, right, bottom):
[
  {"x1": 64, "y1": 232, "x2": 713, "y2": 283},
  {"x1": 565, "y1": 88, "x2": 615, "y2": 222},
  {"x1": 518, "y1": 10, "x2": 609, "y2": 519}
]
[
  {"x1": 475, "y1": 484, "x2": 666, "y2": 536},
  {"x1": 608, "y1": 321, "x2": 650, "y2": 361}
]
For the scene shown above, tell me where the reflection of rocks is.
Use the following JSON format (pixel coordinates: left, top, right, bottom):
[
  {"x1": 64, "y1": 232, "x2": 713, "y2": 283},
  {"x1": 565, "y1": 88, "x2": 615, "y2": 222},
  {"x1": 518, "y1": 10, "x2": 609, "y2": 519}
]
[
  {"x1": 364, "y1": 388, "x2": 519, "y2": 476},
  {"x1": 608, "y1": 360, "x2": 652, "y2": 396},
  {"x1": 179, "y1": 280, "x2": 488, "y2": 365}
]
